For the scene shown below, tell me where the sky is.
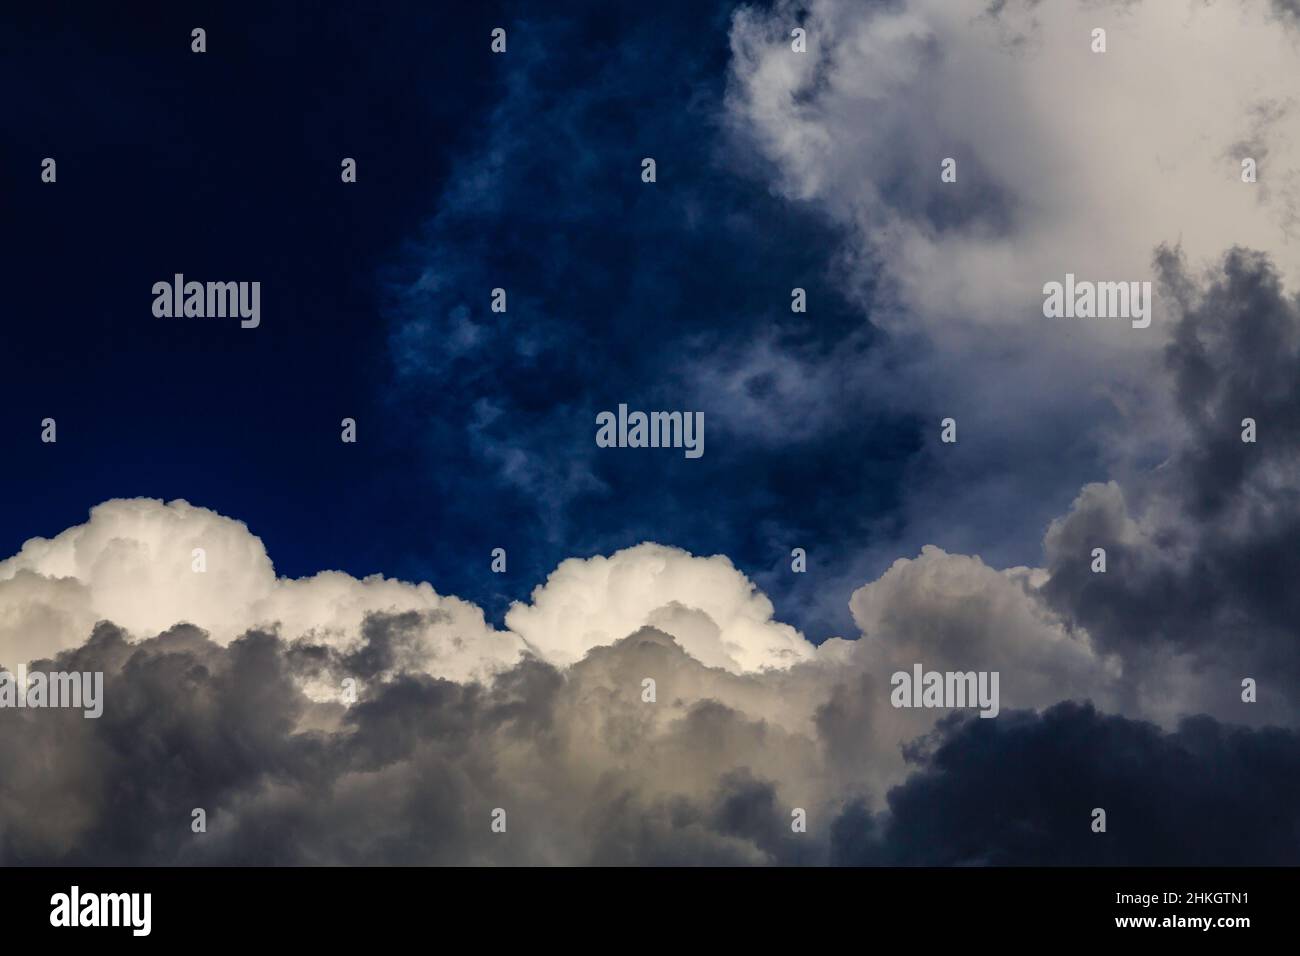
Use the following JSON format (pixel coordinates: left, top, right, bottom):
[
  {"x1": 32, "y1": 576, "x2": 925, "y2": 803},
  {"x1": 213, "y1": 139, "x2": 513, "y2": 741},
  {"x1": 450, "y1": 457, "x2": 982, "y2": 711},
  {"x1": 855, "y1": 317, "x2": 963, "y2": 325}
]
[
  {"x1": 0, "y1": 0, "x2": 1298, "y2": 865},
  {"x1": 1, "y1": 0, "x2": 919, "y2": 641}
]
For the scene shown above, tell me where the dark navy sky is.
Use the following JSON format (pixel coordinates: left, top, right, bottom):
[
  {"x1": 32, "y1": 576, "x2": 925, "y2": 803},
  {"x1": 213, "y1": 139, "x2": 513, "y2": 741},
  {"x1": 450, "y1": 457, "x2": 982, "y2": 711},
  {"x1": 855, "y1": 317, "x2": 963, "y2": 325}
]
[{"x1": 2, "y1": 0, "x2": 919, "y2": 639}]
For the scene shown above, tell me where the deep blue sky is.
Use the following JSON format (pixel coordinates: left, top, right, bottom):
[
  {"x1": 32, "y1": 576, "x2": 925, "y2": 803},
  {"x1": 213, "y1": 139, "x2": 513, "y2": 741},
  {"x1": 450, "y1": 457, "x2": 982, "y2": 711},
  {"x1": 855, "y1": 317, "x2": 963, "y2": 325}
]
[{"x1": 2, "y1": 0, "x2": 920, "y2": 639}]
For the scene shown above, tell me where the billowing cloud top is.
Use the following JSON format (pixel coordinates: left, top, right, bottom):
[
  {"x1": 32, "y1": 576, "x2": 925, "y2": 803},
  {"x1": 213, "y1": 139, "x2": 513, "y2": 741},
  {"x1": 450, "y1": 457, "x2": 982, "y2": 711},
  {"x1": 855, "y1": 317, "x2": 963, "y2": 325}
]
[
  {"x1": 506, "y1": 544, "x2": 816, "y2": 672},
  {"x1": 1, "y1": 501, "x2": 819, "y2": 683}
]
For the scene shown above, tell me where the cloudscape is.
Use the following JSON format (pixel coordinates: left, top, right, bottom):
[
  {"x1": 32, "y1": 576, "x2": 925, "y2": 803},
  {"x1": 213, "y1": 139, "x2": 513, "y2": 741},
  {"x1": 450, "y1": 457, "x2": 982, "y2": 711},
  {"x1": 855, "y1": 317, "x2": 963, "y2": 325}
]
[{"x1": 2, "y1": 0, "x2": 1298, "y2": 868}]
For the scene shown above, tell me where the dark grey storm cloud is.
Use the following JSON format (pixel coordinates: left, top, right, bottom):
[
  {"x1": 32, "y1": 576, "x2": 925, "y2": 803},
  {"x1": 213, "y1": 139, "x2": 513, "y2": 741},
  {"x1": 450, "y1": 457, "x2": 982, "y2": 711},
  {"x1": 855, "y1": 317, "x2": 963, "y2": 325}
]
[
  {"x1": 2, "y1": 620, "x2": 821, "y2": 865},
  {"x1": 1271, "y1": 0, "x2": 1300, "y2": 26},
  {"x1": 2, "y1": 606, "x2": 1296, "y2": 865},
  {"x1": 834, "y1": 702, "x2": 1300, "y2": 865},
  {"x1": 1041, "y1": 247, "x2": 1300, "y2": 722}
]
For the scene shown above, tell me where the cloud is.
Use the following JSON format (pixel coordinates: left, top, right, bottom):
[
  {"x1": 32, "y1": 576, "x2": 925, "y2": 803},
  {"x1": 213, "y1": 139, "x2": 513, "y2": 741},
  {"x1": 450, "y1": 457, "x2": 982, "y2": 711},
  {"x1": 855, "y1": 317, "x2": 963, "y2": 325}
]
[
  {"x1": 4, "y1": 243, "x2": 1298, "y2": 861},
  {"x1": 0, "y1": 497, "x2": 1087, "y2": 863},
  {"x1": 0, "y1": 501, "x2": 823, "y2": 680},
  {"x1": 1039, "y1": 246, "x2": 1300, "y2": 727},
  {"x1": 3, "y1": 614, "x2": 1294, "y2": 865},
  {"x1": 0, "y1": 498, "x2": 525, "y2": 686},
  {"x1": 506, "y1": 543, "x2": 817, "y2": 672},
  {"x1": 849, "y1": 545, "x2": 1121, "y2": 711},
  {"x1": 722, "y1": 0, "x2": 1300, "y2": 580},
  {"x1": 2, "y1": 0, "x2": 1294, "y2": 867},
  {"x1": 837, "y1": 701, "x2": 1300, "y2": 865},
  {"x1": 727, "y1": 0, "x2": 1300, "y2": 335},
  {"x1": 4, "y1": 8, "x2": 1297, "y2": 857},
  {"x1": 0, "y1": 619, "x2": 835, "y2": 864}
]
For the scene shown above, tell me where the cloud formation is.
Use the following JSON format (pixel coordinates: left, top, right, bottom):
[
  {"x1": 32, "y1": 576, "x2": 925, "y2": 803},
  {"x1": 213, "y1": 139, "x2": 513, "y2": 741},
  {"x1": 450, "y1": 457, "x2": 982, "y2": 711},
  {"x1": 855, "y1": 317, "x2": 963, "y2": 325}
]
[
  {"x1": 0, "y1": 503, "x2": 820, "y2": 683},
  {"x1": 506, "y1": 544, "x2": 816, "y2": 672},
  {"x1": 728, "y1": 0, "x2": 1300, "y2": 334},
  {"x1": 1040, "y1": 246, "x2": 1300, "y2": 727},
  {"x1": 1, "y1": 0, "x2": 1296, "y2": 866},
  {"x1": 2, "y1": 615, "x2": 1294, "y2": 865},
  {"x1": 835, "y1": 702, "x2": 1300, "y2": 866},
  {"x1": 722, "y1": 0, "x2": 1300, "y2": 585},
  {"x1": 0, "y1": 499, "x2": 524, "y2": 687},
  {"x1": 4, "y1": 234, "x2": 1297, "y2": 862}
]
